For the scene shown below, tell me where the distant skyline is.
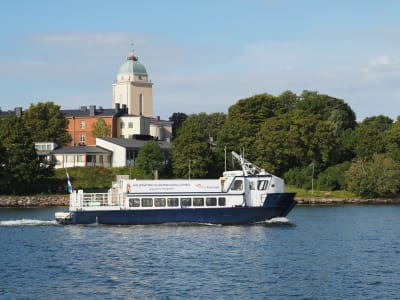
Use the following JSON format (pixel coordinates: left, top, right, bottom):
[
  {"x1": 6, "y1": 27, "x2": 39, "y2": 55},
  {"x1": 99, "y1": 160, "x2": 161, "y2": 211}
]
[{"x1": 1, "y1": 0, "x2": 400, "y2": 120}]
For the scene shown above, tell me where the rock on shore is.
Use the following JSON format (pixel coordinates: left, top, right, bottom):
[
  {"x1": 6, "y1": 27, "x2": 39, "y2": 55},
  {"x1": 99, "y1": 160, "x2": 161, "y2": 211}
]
[
  {"x1": 296, "y1": 198, "x2": 400, "y2": 205},
  {"x1": 0, "y1": 195, "x2": 69, "y2": 207}
]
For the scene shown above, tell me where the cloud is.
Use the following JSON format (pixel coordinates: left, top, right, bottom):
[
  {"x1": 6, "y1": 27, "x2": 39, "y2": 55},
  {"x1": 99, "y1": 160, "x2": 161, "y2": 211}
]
[{"x1": 369, "y1": 55, "x2": 390, "y2": 66}]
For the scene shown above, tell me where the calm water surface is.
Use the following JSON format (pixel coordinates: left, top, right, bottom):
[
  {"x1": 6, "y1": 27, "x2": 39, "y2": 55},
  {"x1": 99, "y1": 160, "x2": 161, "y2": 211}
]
[{"x1": 0, "y1": 205, "x2": 399, "y2": 299}]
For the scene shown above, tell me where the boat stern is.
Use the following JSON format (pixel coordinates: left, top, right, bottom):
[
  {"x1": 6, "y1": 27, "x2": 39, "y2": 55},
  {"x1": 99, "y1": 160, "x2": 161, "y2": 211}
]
[{"x1": 55, "y1": 212, "x2": 74, "y2": 225}]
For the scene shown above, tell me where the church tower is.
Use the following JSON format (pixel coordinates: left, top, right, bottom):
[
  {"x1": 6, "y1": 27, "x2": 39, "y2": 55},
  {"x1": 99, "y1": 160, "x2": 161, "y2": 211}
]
[{"x1": 112, "y1": 47, "x2": 153, "y2": 117}]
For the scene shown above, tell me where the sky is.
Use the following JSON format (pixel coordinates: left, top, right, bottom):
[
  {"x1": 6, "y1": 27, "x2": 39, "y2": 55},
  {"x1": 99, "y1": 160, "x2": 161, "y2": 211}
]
[{"x1": 1, "y1": 0, "x2": 399, "y2": 121}]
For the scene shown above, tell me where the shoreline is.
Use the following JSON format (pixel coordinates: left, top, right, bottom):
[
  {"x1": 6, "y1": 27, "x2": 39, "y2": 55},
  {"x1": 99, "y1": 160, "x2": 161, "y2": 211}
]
[{"x1": 0, "y1": 195, "x2": 399, "y2": 207}]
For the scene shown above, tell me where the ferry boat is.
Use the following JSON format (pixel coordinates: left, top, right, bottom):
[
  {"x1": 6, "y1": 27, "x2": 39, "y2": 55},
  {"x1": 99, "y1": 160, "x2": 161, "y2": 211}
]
[{"x1": 55, "y1": 152, "x2": 296, "y2": 225}]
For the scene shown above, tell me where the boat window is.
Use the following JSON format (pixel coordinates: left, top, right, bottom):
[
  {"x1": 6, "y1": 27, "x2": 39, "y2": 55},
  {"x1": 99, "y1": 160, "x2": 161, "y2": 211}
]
[
  {"x1": 167, "y1": 198, "x2": 179, "y2": 207},
  {"x1": 231, "y1": 179, "x2": 243, "y2": 191},
  {"x1": 129, "y1": 198, "x2": 140, "y2": 207},
  {"x1": 141, "y1": 198, "x2": 153, "y2": 207},
  {"x1": 193, "y1": 197, "x2": 204, "y2": 206},
  {"x1": 218, "y1": 197, "x2": 226, "y2": 206},
  {"x1": 206, "y1": 197, "x2": 217, "y2": 206},
  {"x1": 257, "y1": 180, "x2": 268, "y2": 190},
  {"x1": 249, "y1": 181, "x2": 256, "y2": 190},
  {"x1": 154, "y1": 198, "x2": 166, "y2": 207},
  {"x1": 181, "y1": 198, "x2": 192, "y2": 207}
]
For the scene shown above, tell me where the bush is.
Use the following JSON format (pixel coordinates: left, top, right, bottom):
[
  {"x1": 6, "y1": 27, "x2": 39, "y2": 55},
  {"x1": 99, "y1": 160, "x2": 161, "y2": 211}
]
[{"x1": 317, "y1": 161, "x2": 351, "y2": 191}]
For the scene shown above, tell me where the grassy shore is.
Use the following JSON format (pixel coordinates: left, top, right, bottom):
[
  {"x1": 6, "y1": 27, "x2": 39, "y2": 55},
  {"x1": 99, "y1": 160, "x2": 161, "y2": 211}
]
[{"x1": 286, "y1": 186, "x2": 358, "y2": 199}]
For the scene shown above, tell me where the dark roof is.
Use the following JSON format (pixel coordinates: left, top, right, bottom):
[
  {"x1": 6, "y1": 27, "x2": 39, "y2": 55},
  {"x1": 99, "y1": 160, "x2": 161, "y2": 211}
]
[
  {"x1": 61, "y1": 107, "x2": 117, "y2": 118},
  {"x1": 98, "y1": 137, "x2": 171, "y2": 150},
  {"x1": 52, "y1": 146, "x2": 112, "y2": 155}
]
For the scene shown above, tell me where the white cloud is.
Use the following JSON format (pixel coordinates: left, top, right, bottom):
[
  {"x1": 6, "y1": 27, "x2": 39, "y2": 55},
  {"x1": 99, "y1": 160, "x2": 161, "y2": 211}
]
[{"x1": 369, "y1": 55, "x2": 390, "y2": 66}]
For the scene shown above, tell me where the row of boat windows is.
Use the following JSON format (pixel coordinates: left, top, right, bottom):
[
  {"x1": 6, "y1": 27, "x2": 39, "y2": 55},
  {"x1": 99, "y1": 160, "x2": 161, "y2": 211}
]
[{"x1": 128, "y1": 197, "x2": 226, "y2": 208}]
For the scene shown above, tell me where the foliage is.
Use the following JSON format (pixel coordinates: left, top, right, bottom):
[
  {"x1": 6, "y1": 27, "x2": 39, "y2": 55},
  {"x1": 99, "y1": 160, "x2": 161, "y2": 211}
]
[
  {"x1": 350, "y1": 123, "x2": 386, "y2": 160},
  {"x1": 255, "y1": 110, "x2": 342, "y2": 176},
  {"x1": 345, "y1": 154, "x2": 400, "y2": 198},
  {"x1": 216, "y1": 92, "x2": 295, "y2": 160},
  {"x1": 361, "y1": 115, "x2": 393, "y2": 132},
  {"x1": 22, "y1": 101, "x2": 71, "y2": 145},
  {"x1": 172, "y1": 112, "x2": 226, "y2": 178},
  {"x1": 0, "y1": 116, "x2": 49, "y2": 194},
  {"x1": 135, "y1": 140, "x2": 166, "y2": 178},
  {"x1": 91, "y1": 118, "x2": 111, "y2": 138},
  {"x1": 317, "y1": 161, "x2": 351, "y2": 191},
  {"x1": 284, "y1": 164, "x2": 316, "y2": 190},
  {"x1": 386, "y1": 117, "x2": 400, "y2": 162},
  {"x1": 297, "y1": 90, "x2": 357, "y2": 132},
  {"x1": 169, "y1": 112, "x2": 188, "y2": 139}
]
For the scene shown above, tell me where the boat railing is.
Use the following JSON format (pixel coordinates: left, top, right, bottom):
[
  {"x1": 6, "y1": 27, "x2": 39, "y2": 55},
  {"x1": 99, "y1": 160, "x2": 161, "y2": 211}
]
[{"x1": 70, "y1": 189, "x2": 125, "y2": 208}]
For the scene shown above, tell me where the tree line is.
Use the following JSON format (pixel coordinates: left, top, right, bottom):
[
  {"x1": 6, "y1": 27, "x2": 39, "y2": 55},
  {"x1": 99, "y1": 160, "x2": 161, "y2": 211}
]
[
  {"x1": 170, "y1": 91, "x2": 400, "y2": 198},
  {"x1": 1, "y1": 92, "x2": 399, "y2": 198}
]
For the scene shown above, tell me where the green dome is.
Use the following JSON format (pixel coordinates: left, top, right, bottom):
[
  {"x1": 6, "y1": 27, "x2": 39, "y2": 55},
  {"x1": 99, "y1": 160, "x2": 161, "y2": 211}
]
[{"x1": 118, "y1": 51, "x2": 148, "y2": 76}]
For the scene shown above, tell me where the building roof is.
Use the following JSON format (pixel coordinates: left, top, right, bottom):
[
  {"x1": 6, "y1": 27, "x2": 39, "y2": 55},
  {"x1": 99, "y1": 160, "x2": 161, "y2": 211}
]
[
  {"x1": 52, "y1": 146, "x2": 112, "y2": 155},
  {"x1": 61, "y1": 106, "x2": 117, "y2": 118},
  {"x1": 118, "y1": 50, "x2": 148, "y2": 76},
  {"x1": 98, "y1": 137, "x2": 171, "y2": 150}
]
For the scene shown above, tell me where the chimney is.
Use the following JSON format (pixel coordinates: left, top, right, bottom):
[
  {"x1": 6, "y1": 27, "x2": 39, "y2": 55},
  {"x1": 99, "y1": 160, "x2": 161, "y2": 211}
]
[
  {"x1": 15, "y1": 107, "x2": 23, "y2": 118},
  {"x1": 89, "y1": 105, "x2": 96, "y2": 116},
  {"x1": 80, "y1": 106, "x2": 87, "y2": 111},
  {"x1": 122, "y1": 104, "x2": 127, "y2": 114},
  {"x1": 115, "y1": 103, "x2": 120, "y2": 113}
]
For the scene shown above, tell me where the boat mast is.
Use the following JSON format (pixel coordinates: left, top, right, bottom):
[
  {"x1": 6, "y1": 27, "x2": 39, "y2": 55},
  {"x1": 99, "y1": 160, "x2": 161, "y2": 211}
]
[{"x1": 231, "y1": 151, "x2": 266, "y2": 176}]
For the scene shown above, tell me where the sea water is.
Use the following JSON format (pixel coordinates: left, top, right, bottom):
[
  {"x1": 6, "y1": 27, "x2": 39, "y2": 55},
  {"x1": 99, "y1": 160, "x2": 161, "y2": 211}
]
[{"x1": 0, "y1": 205, "x2": 399, "y2": 299}]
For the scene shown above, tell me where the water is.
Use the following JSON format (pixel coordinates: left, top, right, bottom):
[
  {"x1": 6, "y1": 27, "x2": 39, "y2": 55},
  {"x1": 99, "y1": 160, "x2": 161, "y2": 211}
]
[{"x1": 0, "y1": 205, "x2": 399, "y2": 299}]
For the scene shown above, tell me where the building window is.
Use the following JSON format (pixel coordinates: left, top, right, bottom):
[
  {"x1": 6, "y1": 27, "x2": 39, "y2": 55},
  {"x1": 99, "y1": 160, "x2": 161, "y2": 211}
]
[
  {"x1": 79, "y1": 134, "x2": 86, "y2": 143},
  {"x1": 120, "y1": 122, "x2": 125, "y2": 129},
  {"x1": 128, "y1": 122, "x2": 133, "y2": 128},
  {"x1": 80, "y1": 120, "x2": 86, "y2": 129},
  {"x1": 139, "y1": 94, "x2": 143, "y2": 115},
  {"x1": 77, "y1": 155, "x2": 85, "y2": 162}
]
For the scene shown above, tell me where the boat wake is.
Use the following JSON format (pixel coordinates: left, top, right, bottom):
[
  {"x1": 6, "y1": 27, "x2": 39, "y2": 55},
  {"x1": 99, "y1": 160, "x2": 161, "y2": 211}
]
[
  {"x1": 0, "y1": 219, "x2": 59, "y2": 226},
  {"x1": 262, "y1": 217, "x2": 295, "y2": 227}
]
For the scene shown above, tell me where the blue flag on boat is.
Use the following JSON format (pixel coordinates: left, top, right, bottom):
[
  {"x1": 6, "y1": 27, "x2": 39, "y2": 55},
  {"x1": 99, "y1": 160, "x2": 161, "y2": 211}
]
[{"x1": 66, "y1": 170, "x2": 73, "y2": 194}]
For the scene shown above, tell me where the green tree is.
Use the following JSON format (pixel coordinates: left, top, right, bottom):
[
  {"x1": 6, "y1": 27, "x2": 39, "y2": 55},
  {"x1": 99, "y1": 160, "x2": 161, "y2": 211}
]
[
  {"x1": 0, "y1": 116, "x2": 47, "y2": 194},
  {"x1": 91, "y1": 118, "x2": 111, "y2": 138},
  {"x1": 297, "y1": 90, "x2": 357, "y2": 132},
  {"x1": 217, "y1": 93, "x2": 293, "y2": 160},
  {"x1": 386, "y1": 116, "x2": 400, "y2": 162},
  {"x1": 351, "y1": 124, "x2": 386, "y2": 160},
  {"x1": 345, "y1": 153, "x2": 400, "y2": 198},
  {"x1": 362, "y1": 115, "x2": 393, "y2": 132},
  {"x1": 22, "y1": 102, "x2": 71, "y2": 145},
  {"x1": 254, "y1": 110, "x2": 341, "y2": 176},
  {"x1": 169, "y1": 112, "x2": 188, "y2": 139},
  {"x1": 135, "y1": 140, "x2": 166, "y2": 178},
  {"x1": 172, "y1": 113, "x2": 226, "y2": 178}
]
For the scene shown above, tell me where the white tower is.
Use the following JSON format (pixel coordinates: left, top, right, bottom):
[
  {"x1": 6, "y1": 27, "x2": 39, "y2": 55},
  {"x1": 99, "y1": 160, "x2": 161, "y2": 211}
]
[{"x1": 112, "y1": 47, "x2": 153, "y2": 117}]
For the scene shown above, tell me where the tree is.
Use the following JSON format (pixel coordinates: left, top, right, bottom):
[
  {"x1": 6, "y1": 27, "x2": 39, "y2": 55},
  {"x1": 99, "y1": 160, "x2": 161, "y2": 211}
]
[
  {"x1": 386, "y1": 116, "x2": 400, "y2": 162},
  {"x1": 135, "y1": 140, "x2": 166, "y2": 178},
  {"x1": 254, "y1": 110, "x2": 342, "y2": 176},
  {"x1": 22, "y1": 102, "x2": 71, "y2": 145},
  {"x1": 297, "y1": 90, "x2": 357, "y2": 132},
  {"x1": 169, "y1": 112, "x2": 188, "y2": 140},
  {"x1": 345, "y1": 154, "x2": 400, "y2": 198},
  {"x1": 361, "y1": 115, "x2": 393, "y2": 132},
  {"x1": 0, "y1": 116, "x2": 47, "y2": 194},
  {"x1": 217, "y1": 93, "x2": 291, "y2": 160},
  {"x1": 351, "y1": 123, "x2": 386, "y2": 160},
  {"x1": 172, "y1": 113, "x2": 226, "y2": 178},
  {"x1": 91, "y1": 118, "x2": 111, "y2": 138}
]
